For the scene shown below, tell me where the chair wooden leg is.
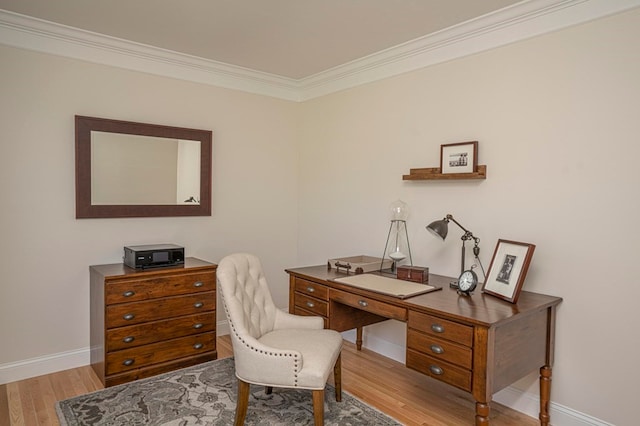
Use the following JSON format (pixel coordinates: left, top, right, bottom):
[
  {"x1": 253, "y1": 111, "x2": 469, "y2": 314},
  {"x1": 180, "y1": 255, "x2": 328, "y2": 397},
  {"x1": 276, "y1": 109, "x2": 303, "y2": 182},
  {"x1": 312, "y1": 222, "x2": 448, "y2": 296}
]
[
  {"x1": 265, "y1": 386, "x2": 273, "y2": 394},
  {"x1": 334, "y1": 353, "x2": 342, "y2": 402},
  {"x1": 312, "y1": 389, "x2": 324, "y2": 426},
  {"x1": 235, "y1": 379, "x2": 250, "y2": 426}
]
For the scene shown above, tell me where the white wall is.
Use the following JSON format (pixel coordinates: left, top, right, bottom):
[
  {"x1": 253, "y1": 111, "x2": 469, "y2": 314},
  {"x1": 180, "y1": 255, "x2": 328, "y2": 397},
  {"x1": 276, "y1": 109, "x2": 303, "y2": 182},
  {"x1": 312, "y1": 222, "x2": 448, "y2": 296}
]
[
  {"x1": 0, "y1": 45, "x2": 299, "y2": 368},
  {"x1": 297, "y1": 9, "x2": 640, "y2": 425}
]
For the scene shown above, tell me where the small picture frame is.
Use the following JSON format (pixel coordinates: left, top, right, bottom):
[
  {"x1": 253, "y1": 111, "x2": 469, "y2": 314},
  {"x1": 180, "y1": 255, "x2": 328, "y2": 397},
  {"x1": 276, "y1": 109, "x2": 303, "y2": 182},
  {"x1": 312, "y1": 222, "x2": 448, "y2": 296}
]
[
  {"x1": 440, "y1": 141, "x2": 478, "y2": 174},
  {"x1": 481, "y1": 239, "x2": 535, "y2": 303}
]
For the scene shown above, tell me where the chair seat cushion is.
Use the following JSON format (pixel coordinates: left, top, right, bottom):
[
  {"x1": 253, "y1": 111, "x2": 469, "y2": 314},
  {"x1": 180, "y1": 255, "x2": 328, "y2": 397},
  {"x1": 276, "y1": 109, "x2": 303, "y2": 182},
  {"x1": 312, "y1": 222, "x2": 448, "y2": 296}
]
[{"x1": 258, "y1": 328, "x2": 343, "y2": 389}]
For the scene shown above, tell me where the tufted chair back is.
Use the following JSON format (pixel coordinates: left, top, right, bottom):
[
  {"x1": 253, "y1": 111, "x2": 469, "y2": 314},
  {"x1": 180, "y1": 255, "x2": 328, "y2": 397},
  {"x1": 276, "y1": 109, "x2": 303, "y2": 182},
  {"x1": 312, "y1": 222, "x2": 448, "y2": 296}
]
[{"x1": 217, "y1": 253, "x2": 278, "y2": 340}]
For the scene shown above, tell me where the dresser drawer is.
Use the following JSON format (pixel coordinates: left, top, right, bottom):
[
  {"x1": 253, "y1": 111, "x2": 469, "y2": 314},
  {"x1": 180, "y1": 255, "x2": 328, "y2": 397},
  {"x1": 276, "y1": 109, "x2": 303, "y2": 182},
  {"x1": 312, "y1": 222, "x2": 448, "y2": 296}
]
[
  {"x1": 406, "y1": 348, "x2": 472, "y2": 392},
  {"x1": 407, "y1": 328, "x2": 472, "y2": 369},
  {"x1": 106, "y1": 271, "x2": 215, "y2": 304},
  {"x1": 106, "y1": 332, "x2": 215, "y2": 375},
  {"x1": 294, "y1": 292, "x2": 328, "y2": 317},
  {"x1": 105, "y1": 352, "x2": 217, "y2": 387},
  {"x1": 106, "y1": 292, "x2": 215, "y2": 327},
  {"x1": 294, "y1": 279, "x2": 329, "y2": 300},
  {"x1": 408, "y1": 311, "x2": 473, "y2": 347},
  {"x1": 107, "y1": 313, "x2": 215, "y2": 351},
  {"x1": 330, "y1": 289, "x2": 407, "y2": 321}
]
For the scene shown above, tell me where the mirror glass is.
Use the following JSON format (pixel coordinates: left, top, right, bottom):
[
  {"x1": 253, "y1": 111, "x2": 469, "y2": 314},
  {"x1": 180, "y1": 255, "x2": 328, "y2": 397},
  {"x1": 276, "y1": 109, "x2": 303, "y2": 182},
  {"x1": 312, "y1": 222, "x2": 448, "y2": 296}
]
[{"x1": 76, "y1": 116, "x2": 212, "y2": 218}]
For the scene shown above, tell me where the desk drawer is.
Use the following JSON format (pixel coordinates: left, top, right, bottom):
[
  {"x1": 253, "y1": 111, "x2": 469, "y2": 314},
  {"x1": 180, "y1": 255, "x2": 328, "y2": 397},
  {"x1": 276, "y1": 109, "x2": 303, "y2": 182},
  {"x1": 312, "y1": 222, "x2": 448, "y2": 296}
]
[
  {"x1": 106, "y1": 332, "x2": 215, "y2": 375},
  {"x1": 407, "y1": 328, "x2": 472, "y2": 369},
  {"x1": 294, "y1": 293, "x2": 328, "y2": 317},
  {"x1": 408, "y1": 311, "x2": 473, "y2": 347},
  {"x1": 106, "y1": 292, "x2": 215, "y2": 327},
  {"x1": 330, "y1": 289, "x2": 407, "y2": 321},
  {"x1": 294, "y1": 279, "x2": 329, "y2": 300},
  {"x1": 406, "y1": 348, "x2": 472, "y2": 392}
]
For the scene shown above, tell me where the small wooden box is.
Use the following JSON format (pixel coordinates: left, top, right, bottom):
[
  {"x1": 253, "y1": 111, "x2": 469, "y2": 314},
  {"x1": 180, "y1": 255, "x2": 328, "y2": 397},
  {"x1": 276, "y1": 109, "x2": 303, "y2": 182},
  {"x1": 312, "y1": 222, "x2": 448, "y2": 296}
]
[{"x1": 397, "y1": 266, "x2": 429, "y2": 284}]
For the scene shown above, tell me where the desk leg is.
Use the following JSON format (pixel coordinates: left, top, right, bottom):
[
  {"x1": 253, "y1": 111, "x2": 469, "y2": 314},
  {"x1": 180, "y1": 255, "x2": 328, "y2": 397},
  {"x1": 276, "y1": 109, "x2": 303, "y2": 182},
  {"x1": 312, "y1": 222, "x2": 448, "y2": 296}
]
[
  {"x1": 356, "y1": 327, "x2": 363, "y2": 351},
  {"x1": 539, "y1": 365, "x2": 552, "y2": 425},
  {"x1": 475, "y1": 401, "x2": 490, "y2": 425}
]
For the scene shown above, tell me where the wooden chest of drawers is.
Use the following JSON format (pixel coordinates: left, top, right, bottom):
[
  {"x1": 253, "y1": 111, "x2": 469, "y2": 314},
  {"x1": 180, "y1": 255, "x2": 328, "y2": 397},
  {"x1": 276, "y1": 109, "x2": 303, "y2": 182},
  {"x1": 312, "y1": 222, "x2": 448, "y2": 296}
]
[{"x1": 90, "y1": 258, "x2": 217, "y2": 387}]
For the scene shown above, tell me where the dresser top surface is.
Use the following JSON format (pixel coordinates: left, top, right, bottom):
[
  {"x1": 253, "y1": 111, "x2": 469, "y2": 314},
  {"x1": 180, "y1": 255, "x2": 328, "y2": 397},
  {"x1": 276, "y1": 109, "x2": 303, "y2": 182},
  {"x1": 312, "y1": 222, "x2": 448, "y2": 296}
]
[{"x1": 91, "y1": 257, "x2": 216, "y2": 278}]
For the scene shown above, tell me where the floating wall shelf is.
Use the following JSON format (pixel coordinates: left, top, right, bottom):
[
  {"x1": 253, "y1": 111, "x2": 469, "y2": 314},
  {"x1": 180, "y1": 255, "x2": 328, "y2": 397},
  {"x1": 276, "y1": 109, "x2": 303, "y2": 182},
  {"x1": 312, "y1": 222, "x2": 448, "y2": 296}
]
[{"x1": 403, "y1": 165, "x2": 487, "y2": 181}]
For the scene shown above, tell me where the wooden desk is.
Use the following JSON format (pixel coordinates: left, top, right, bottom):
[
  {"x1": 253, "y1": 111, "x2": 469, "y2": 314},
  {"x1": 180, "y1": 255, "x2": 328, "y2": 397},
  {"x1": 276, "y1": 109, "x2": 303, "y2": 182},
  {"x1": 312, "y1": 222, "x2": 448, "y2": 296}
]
[{"x1": 287, "y1": 265, "x2": 562, "y2": 426}]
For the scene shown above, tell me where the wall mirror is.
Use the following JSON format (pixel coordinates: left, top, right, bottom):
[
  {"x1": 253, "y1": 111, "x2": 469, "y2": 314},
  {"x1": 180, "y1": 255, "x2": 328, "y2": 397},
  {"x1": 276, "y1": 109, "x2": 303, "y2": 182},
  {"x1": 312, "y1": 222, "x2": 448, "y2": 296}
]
[{"x1": 75, "y1": 115, "x2": 212, "y2": 218}]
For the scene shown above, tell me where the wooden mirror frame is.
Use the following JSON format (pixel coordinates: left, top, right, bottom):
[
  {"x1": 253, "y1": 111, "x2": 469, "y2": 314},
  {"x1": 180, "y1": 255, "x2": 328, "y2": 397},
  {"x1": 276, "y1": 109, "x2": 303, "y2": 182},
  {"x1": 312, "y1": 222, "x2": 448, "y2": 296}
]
[{"x1": 75, "y1": 115, "x2": 212, "y2": 218}]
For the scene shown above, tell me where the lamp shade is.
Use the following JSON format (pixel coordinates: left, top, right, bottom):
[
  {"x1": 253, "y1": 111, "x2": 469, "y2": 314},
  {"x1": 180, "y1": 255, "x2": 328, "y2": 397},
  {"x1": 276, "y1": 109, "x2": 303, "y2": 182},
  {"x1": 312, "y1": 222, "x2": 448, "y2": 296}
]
[{"x1": 426, "y1": 219, "x2": 448, "y2": 240}]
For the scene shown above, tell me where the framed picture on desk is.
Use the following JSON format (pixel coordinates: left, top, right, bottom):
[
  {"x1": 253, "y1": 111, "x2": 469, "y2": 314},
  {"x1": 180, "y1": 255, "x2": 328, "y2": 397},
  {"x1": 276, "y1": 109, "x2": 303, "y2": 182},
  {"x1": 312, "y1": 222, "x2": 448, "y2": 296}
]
[{"x1": 482, "y1": 239, "x2": 535, "y2": 303}]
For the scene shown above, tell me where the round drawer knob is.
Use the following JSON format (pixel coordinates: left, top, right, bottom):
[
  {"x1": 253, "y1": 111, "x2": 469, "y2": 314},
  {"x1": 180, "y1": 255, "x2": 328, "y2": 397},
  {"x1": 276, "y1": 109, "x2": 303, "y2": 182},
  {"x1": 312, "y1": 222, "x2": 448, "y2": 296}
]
[
  {"x1": 123, "y1": 336, "x2": 135, "y2": 344},
  {"x1": 358, "y1": 300, "x2": 368, "y2": 307},
  {"x1": 193, "y1": 281, "x2": 204, "y2": 287},
  {"x1": 122, "y1": 290, "x2": 135, "y2": 298},
  {"x1": 123, "y1": 313, "x2": 135, "y2": 321},
  {"x1": 194, "y1": 302, "x2": 204, "y2": 308},
  {"x1": 193, "y1": 323, "x2": 204, "y2": 329},
  {"x1": 306, "y1": 286, "x2": 315, "y2": 293},
  {"x1": 122, "y1": 359, "x2": 135, "y2": 367},
  {"x1": 306, "y1": 301, "x2": 315, "y2": 308},
  {"x1": 193, "y1": 343, "x2": 204, "y2": 350}
]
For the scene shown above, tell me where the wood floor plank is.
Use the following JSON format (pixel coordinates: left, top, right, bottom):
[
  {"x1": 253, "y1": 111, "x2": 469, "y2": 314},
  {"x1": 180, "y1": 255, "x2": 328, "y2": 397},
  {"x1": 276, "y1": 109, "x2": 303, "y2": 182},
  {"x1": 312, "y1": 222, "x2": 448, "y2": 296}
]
[{"x1": 0, "y1": 335, "x2": 538, "y2": 426}]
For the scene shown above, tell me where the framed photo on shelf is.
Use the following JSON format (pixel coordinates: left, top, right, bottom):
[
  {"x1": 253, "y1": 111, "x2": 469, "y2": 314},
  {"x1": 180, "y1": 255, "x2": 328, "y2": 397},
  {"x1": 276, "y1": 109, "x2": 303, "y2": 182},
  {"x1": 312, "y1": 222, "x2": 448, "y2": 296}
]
[
  {"x1": 481, "y1": 239, "x2": 536, "y2": 303},
  {"x1": 440, "y1": 141, "x2": 478, "y2": 174}
]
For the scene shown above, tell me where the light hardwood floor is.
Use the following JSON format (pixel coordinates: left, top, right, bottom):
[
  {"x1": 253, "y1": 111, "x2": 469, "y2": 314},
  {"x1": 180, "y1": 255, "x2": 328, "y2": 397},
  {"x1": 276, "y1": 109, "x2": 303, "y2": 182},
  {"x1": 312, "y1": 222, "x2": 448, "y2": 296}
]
[{"x1": 1, "y1": 335, "x2": 538, "y2": 425}]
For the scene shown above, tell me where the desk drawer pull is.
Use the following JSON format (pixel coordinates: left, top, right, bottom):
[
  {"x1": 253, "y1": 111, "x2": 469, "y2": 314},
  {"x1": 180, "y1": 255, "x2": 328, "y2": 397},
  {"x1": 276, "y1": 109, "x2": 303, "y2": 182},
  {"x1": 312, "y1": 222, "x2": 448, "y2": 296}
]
[
  {"x1": 194, "y1": 302, "x2": 204, "y2": 308},
  {"x1": 123, "y1": 313, "x2": 135, "y2": 321},
  {"x1": 193, "y1": 281, "x2": 204, "y2": 288},
  {"x1": 430, "y1": 344, "x2": 444, "y2": 354},
  {"x1": 306, "y1": 286, "x2": 315, "y2": 293},
  {"x1": 122, "y1": 290, "x2": 135, "y2": 298},
  {"x1": 193, "y1": 343, "x2": 204, "y2": 350},
  {"x1": 358, "y1": 300, "x2": 368, "y2": 307},
  {"x1": 122, "y1": 359, "x2": 135, "y2": 367},
  {"x1": 431, "y1": 324, "x2": 444, "y2": 333},
  {"x1": 193, "y1": 323, "x2": 204, "y2": 329},
  {"x1": 429, "y1": 365, "x2": 444, "y2": 375},
  {"x1": 306, "y1": 301, "x2": 315, "y2": 308},
  {"x1": 122, "y1": 336, "x2": 135, "y2": 344}
]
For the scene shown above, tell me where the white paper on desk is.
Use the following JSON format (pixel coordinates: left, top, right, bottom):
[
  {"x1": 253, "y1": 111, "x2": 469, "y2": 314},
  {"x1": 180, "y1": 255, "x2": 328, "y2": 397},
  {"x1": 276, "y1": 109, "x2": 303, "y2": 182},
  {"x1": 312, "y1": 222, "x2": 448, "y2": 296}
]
[{"x1": 333, "y1": 274, "x2": 436, "y2": 299}]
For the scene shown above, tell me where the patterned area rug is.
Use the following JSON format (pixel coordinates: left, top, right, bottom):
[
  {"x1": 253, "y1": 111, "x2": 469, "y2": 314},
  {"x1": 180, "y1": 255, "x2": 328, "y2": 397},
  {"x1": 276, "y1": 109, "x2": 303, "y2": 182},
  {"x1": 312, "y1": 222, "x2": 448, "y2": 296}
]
[{"x1": 56, "y1": 357, "x2": 401, "y2": 425}]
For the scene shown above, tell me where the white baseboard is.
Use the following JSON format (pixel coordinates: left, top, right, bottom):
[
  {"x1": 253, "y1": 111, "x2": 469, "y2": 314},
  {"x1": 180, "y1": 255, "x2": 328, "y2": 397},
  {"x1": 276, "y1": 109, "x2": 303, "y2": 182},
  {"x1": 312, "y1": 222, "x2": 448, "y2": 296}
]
[
  {"x1": 0, "y1": 321, "x2": 611, "y2": 426},
  {"x1": 0, "y1": 319, "x2": 232, "y2": 385},
  {"x1": 0, "y1": 347, "x2": 89, "y2": 385},
  {"x1": 493, "y1": 386, "x2": 615, "y2": 426}
]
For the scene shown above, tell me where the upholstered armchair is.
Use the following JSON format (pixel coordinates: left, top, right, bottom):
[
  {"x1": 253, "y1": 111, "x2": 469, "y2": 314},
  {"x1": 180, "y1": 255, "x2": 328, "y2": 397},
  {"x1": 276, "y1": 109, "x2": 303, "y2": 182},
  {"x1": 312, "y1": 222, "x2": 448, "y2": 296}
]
[{"x1": 217, "y1": 253, "x2": 343, "y2": 425}]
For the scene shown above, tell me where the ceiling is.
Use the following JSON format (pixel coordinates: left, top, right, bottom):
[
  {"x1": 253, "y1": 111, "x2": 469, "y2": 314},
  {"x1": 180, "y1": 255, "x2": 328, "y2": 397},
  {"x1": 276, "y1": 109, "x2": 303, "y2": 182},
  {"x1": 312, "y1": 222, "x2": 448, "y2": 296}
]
[{"x1": 0, "y1": 0, "x2": 522, "y2": 79}]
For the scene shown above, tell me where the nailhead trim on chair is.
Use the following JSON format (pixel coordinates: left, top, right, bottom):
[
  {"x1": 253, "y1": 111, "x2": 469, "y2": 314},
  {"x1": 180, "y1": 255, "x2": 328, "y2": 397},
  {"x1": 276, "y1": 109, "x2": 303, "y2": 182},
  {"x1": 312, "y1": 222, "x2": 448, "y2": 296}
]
[{"x1": 222, "y1": 297, "x2": 302, "y2": 385}]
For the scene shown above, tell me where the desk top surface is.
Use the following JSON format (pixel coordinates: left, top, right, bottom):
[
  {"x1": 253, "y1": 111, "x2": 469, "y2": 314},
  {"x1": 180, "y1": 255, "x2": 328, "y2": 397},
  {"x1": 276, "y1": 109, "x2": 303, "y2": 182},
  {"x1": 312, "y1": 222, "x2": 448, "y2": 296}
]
[{"x1": 287, "y1": 265, "x2": 562, "y2": 327}]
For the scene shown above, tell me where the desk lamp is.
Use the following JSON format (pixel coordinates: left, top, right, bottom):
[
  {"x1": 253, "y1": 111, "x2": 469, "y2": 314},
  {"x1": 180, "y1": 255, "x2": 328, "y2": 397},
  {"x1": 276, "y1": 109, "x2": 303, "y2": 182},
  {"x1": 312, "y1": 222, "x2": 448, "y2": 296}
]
[{"x1": 426, "y1": 214, "x2": 480, "y2": 276}]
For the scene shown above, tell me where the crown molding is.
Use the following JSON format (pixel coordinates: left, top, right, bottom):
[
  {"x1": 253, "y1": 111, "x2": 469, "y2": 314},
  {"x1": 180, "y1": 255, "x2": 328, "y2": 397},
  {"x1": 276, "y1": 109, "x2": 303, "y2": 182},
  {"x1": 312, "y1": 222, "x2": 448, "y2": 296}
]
[
  {"x1": 298, "y1": 0, "x2": 640, "y2": 100},
  {"x1": 1, "y1": 0, "x2": 639, "y2": 102},
  {"x1": 0, "y1": 9, "x2": 302, "y2": 101}
]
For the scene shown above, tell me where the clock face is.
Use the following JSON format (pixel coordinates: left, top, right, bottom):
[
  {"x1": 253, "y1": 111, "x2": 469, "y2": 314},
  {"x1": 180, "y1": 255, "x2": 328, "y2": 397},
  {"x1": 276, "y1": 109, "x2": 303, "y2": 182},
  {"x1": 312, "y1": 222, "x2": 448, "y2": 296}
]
[{"x1": 458, "y1": 270, "x2": 478, "y2": 292}]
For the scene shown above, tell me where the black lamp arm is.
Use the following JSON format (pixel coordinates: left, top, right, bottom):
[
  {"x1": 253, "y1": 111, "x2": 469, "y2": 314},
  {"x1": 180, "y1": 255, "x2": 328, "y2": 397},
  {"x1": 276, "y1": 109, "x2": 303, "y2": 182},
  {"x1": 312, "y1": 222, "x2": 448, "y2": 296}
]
[{"x1": 446, "y1": 214, "x2": 481, "y2": 257}]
